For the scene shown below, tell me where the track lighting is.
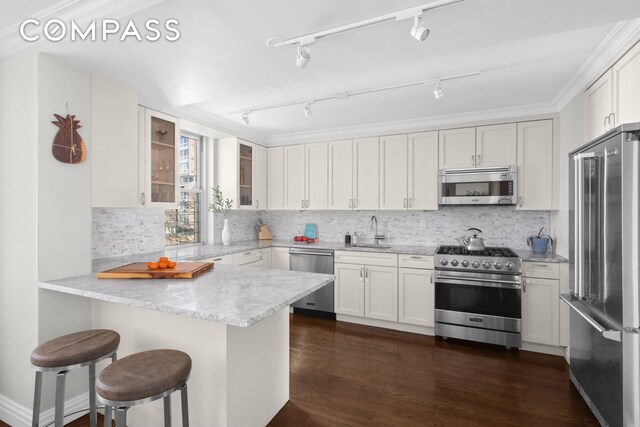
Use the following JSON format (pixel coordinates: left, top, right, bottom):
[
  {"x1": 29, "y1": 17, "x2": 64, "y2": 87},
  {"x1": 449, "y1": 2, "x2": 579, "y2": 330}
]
[
  {"x1": 241, "y1": 112, "x2": 250, "y2": 126},
  {"x1": 304, "y1": 103, "x2": 313, "y2": 117},
  {"x1": 296, "y1": 45, "x2": 311, "y2": 69},
  {"x1": 433, "y1": 80, "x2": 444, "y2": 99},
  {"x1": 410, "y1": 15, "x2": 429, "y2": 41}
]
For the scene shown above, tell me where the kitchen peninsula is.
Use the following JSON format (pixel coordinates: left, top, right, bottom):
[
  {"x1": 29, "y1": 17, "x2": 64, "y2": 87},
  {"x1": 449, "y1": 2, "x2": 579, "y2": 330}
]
[{"x1": 39, "y1": 263, "x2": 333, "y2": 427}]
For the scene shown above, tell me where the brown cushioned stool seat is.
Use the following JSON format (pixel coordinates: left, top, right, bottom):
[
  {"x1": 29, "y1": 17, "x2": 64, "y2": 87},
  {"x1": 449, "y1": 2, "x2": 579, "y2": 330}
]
[
  {"x1": 31, "y1": 329, "x2": 120, "y2": 427},
  {"x1": 97, "y1": 349, "x2": 191, "y2": 427}
]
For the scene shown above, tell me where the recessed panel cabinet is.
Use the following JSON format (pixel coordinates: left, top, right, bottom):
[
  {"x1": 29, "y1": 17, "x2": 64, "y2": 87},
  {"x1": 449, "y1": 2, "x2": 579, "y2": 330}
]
[
  {"x1": 217, "y1": 138, "x2": 267, "y2": 210},
  {"x1": 379, "y1": 134, "x2": 408, "y2": 210},
  {"x1": 522, "y1": 262, "x2": 560, "y2": 346},
  {"x1": 283, "y1": 142, "x2": 328, "y2": 210},
  {"x1": 398, "y1": 267, "x2": 434, "y2": 327},
  {"x1": 328, "y1": 140, "x2": 353, "y2": 210},
  {"x1": 408, "y1": 131, "x2": 439, "y2": 210},
  {"x1": 475, "y1": 123, "x2": 517, "y2": 167},
  {"x1": 585, "y1": 69, "x2": 614, "y2": 141},
  {"x1": 438, "y1": 127, "x2": 476, "y2": 169},
  {"x1": 517, "y1": 120, "x2": 553, "y2": 210},
  {"x1": 335, "y1": 263, "x2": 365, "y2": 316},
  {"x1": 328, "y1": 138, "x2": 379, "y2": 210},
  {"x1": 267, "y1": 147, "x2": 284, "y2": 210},
  {"x1": 613, "y1": 41, "x2": 640, "y2": 127}
]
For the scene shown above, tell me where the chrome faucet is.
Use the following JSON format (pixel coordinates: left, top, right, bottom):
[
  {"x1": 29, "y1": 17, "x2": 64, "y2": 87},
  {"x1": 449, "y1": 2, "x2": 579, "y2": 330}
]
[{"x1": 371, "y1": 215, "x2": 386, "y2": 244}]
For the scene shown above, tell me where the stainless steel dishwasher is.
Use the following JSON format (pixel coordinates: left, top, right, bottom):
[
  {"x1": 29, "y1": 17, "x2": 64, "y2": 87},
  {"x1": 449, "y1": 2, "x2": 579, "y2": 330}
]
[{"x1": 289, "y1": 248, "x2": 335, "y2": 316}]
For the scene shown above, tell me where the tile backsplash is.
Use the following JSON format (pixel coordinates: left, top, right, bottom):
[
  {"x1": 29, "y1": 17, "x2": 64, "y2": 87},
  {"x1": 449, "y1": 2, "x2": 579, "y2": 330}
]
[{"x1": 93, "y1": 206, "x2": 551, "y2": 259}]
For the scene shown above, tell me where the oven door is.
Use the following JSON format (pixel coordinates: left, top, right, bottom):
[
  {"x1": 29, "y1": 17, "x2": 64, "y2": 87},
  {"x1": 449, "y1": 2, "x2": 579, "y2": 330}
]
[
  {"x1": 435, "y1": 270, "x2": 522, "y2": 333},
  {"x1": 438, "y1": 166, "x2": 517, "y2": 205}
]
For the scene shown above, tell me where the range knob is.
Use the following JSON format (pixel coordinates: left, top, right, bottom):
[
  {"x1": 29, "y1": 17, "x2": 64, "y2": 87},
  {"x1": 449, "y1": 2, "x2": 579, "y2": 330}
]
[
  {"x1": 451, "y1": 259, "x2": 459, "y2": 267},
  {"x1": 471, "y1": 261, "x2": 480, "y2": 268},
  {"x1": 440, "y1": 259, "x2": 448, "y2": 266},
  {"x1": 494, "y1": 262, "x2": 503, "y2": 270},
  {"x1": 482, "y1": 261, "x2": 491, "y2": 269},
  {"x1": 506, "y1": 262, "x2": 515, "y2": 271},
  {"x1": 461, "y1": 260, "x2": 469, "y2": 267}
]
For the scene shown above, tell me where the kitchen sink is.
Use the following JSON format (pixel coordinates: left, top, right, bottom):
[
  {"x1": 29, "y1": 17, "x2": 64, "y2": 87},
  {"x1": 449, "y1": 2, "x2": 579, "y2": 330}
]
[{"x1": 351, "y1": 243, "x2": 391, "y2": 249}]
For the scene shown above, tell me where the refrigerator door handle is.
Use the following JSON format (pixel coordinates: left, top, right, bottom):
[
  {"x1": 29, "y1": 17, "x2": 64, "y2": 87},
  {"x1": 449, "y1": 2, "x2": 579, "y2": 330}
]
[
  {"x1": 573, "y1": 152, "x2": 596, "y2": 298},
  {"x1": 561, "y1": 294, "x2": 621, "y2": 342}
]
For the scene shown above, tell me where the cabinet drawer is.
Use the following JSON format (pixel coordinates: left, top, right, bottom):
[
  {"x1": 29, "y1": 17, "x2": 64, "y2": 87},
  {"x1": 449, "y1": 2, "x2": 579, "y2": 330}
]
[
  {"x1": 198, "y1": 254, "x2": 233, "y2": 265},
  {"x1": 233, "y1": 250, "x2": 260, "y2": 266},
  {"x1": 523, "y1": 262, "x2": 560, "y2": 279},
  {"x1": 335, "y1": 251, "x2": 398, "y2": 267},
  {"x1": 398, "y1": 254, "x2": 434, "y2": 270}
]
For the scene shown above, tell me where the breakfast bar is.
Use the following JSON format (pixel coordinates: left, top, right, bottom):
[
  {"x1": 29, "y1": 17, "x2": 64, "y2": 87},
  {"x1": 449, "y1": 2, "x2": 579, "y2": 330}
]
[{"x1": 39, "y1": 264, "x2": 334, "y2": 427}]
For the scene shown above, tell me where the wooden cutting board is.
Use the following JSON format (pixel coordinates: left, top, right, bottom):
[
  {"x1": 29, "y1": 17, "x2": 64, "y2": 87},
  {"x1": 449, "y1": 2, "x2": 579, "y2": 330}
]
[{"x1": 97, "y1": 262, "x2": 213, "y2": 279}]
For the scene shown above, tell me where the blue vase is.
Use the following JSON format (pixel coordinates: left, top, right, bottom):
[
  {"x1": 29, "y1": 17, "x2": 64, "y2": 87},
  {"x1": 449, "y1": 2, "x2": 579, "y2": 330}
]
[{"x1": 530, "y1": 237, "x2": 549, "y2": 254}]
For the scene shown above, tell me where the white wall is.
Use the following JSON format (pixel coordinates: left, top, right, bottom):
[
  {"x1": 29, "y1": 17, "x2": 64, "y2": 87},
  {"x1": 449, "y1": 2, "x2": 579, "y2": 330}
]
[
  {"x1": 0, "y1": 50, "x2": 40, "y2": 424},
  {"x1": 551, "y1": 92, "x2": 585, "y2": 257}
]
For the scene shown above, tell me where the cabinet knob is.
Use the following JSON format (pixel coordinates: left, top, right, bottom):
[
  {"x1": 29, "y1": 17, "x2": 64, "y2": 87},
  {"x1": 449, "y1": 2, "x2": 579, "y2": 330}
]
[{"x1": 141, "y1": 192, "x2": 146, "y2": 205}]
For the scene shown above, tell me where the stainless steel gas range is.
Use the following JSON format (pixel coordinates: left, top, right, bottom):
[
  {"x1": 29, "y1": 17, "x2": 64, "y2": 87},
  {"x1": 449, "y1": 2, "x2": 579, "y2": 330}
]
[{"x1": 434, "y1": 245, "x2": 523, "y2": 348}]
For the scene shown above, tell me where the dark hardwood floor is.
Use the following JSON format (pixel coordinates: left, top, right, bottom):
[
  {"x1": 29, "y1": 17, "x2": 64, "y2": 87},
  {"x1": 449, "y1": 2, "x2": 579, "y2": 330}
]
[{"x1": 3, "y1": 314, "x2": 597, "y2": 426}]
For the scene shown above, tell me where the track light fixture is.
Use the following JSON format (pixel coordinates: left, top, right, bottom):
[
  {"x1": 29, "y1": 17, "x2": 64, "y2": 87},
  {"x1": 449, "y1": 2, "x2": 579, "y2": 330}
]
[
  {"x1": 433, "y1": 80, "x2": 444, "y2": 99},
  {"x1": 230, "y1": 71, "x2": 479, "y2": 123},
  {"x1": 410, "y1": 15, "x2": 429, "y2": 41},
  {"x1": 296, "y1": 45, "x2": 311, "y2": 69}
]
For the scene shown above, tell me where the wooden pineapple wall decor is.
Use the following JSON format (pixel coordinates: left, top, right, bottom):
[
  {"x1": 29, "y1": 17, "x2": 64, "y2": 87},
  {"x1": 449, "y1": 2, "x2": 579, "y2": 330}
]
[{"x1": 51, "y1": 113, "x2": 86, "y2": 164}]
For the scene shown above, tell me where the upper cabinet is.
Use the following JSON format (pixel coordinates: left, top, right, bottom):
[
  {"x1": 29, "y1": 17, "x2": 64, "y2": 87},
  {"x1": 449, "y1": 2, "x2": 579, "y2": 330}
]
[
  {"x1": 91, "y1": 74, "x2": 140, "y2": 208},
  {"x1": 267, "y1": 147, "x2": 284, "y2": 210},
  {"x1": 439, "y1": 125, "x2": 517, "y2": 169},
  {"x1": 217, "y1": 137, "x2": 267, "y2": 210},
  {"x1": 328, "y1": 140, "x2": 354, "y2": 210},
  {"x1": 140, "y1": 107, "x2": 179, "y2": 207},
  {"x1": 379, "y1": 134, "x2": 408, "y2": 210},
  {"x1": 283, "y1": 142, "x2": 328, "y2": 210},
  {"x1": 585, "y1": 69, "x2": 613, "y2": 141},
  {"x1": 327, "y1": 138, "x2": 379, "y2": 210},
  {"x1": 613, "y1": 41, "x2": 640, "y2": 127},
  {"x1": 517, "y1": 120, "x2": 553, "y2": 210}
]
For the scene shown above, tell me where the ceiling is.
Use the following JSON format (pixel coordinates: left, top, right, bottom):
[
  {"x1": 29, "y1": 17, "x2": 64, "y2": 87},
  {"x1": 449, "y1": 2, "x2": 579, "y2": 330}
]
[{"x1": 4, "y1": 0, "x2": 640, "y2": 144}]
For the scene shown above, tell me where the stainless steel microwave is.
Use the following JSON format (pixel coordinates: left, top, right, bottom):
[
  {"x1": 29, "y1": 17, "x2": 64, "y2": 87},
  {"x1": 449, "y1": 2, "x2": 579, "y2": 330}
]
[{"x1": 438, "y1": 166, "x2": 518, "y2": 205}]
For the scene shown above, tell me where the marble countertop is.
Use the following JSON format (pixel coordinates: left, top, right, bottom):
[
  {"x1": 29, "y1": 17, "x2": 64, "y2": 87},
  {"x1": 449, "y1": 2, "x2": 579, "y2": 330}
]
[
  {"x1": 512, "y1": 248, "x2": 568, "y2": 263},
  {"x1": 40, "y1": 264, "x2": 333, "y2": 328}
]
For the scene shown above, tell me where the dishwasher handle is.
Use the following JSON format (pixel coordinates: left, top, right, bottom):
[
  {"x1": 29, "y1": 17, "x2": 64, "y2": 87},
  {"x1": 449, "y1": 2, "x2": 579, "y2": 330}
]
[{"x1": 289, "y1": 249, "x2": 334, "y2": 257}]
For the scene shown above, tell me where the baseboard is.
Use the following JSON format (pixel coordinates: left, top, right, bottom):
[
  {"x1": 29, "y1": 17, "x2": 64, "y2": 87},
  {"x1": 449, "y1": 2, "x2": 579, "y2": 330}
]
[
  {"x1": 336, "y1": 314, "x2": 435, "y2": 336},
  {"x1": 0, "y1": 392, "x2": 89, "y2": 427},
  {"x1": 521, "y1": 341, "x2": 567, "y2": 357}
]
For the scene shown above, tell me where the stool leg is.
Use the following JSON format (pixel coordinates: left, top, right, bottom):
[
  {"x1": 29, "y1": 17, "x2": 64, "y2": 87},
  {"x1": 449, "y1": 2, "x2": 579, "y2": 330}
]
[
  {"x1": 54, "y1": 370, "x2": 68, "y2": 427},
  {"x1": 89, "y1": 363, "x2": 97, "y2": 427},
  {"x1": 180, "y1": 383, "x2": 189, "y2": 427},
  {"x1": 163, "y1": 395, "x2": 172, "y2": 427},
  {"x1": 31, "y1": 371, "x2": 42, "y2": 427},
  {"x1": 114, "y1": 407, "x2": 127, "y2": 427},
  {"x1": 104, "y1": 405, "x2": 112, "y2": 427}
]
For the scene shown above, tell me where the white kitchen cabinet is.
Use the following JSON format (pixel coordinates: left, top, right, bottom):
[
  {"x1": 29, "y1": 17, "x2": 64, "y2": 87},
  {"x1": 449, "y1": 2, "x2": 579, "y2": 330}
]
[
  {"x1": 334, "y1": 251, "x2": 398, "y2": 320},
  {"x1": 305, "y1": 142, "x2": 328, "y2": 210},
  {"x1": 92, "y1": 73, "x2": 140, "y2": 208},
  {"x1": 408, "y1": 131, "x2": 438, "y2": 210},
  {"x1": 232, "y1": 250, "x2": 261, "y2": 266},
  {"x1": 353, "y1": 137, "x2": 379, "y2": 210},
  {"x1": 398, "y1": 267, "x2": 434, "y2": 327},
  {"x1": 271, "y1": 247, "x2": 290, "y2": 270},
  {"x1": 140, "y1": 107, "x2": 179, "y2": 207},
  {"x1": 585, "y1": 68, "x2": 614, "y2": 141},
  {"x1": 217, "y1": 138, "x2": 267, "y2": 210},
  {"x1": 613, "y1": 41, "x2": 640, "y2": 126},
  {"x1": 438, "y1": 127, "x2": 476, "y2": 169},
  {"x1": 379, "y1": 134, "x2": 408, "y2": 210},
  {"x1": 267, "y1": 147, "x2": 284, "y2": 210},
  {"x1": 283, "y1": 145, "x2": 306, "y2": 210},
  {"x1": 516, "y1": 120, "x2": 553, "y2": 210},
  {"x1": 259, "y1": 248, "x2": 272, "y2": 268},
  {"x1": 199, "y1": 254, "x2": 233, "y2": 265},
  {"x1": 475, "y1": 123, "x2": 517, "y2": 167},
  {"x1": 328, "y1": 140, "x2": 353, "y2": 210},
  {"x1": 522, "y1": 262, "x2": 560, "y2": 346}
]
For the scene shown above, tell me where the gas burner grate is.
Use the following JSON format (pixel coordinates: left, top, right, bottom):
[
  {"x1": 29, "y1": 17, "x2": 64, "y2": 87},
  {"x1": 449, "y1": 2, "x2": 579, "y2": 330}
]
[{"x1": 436, "y1": 246, "x2": 519, "y2": 258}]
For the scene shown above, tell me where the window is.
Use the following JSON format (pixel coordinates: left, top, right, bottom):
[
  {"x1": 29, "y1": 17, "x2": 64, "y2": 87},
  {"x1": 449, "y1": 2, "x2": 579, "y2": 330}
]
[{"x1": 164, "y1": 134, "x2": 203, "y2": 245}]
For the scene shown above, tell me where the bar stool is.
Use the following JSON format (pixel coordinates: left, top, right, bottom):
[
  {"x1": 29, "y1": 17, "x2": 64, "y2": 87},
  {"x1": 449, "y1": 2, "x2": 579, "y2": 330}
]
[
  {"x1": 96, "y1": 349, "x2": 191, "y2": 427},
  {"x1": 31, "y1": 329, "x2": 120, "y2": 427}
]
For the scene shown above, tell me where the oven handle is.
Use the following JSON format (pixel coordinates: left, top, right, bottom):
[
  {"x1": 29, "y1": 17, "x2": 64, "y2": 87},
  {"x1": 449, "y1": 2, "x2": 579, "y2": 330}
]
[{"x1": 435, "y1": 274, "x2": 522, "y2": 290}]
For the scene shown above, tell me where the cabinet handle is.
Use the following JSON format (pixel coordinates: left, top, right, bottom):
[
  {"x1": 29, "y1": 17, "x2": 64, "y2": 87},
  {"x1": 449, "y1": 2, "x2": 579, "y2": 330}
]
[
  {"x1": 430, "y1": 273, "x2": 434, "y2": 284},
  {"x1": 306, "y1": 199, "x2": 309, "y2": 209},
  {"x1": 301, "y1": 200, "x2": 304, "y2": 208},
  {"x1": 244, "y1": 252, "x2": 252, "y2": 255},
  {"x1": 410, "y1": 256, "x2": 423, "y2": 259},
  {"x1": 524, "y1": 279, "x2": 530, "y2": 292},
  {"x1": 518, "y1": 196, "x2": 523, "y2": 207},
  {"x1": 349, "y1": 199, "x2": 353, "y2": 208},
  {"x1": 141, "y1": 192, "x2": 146, "y2": 205},
  {"x1": 409, "y1": 198, "x2": 413, "y2": 208},
  {"x1": 256, "y1": 200, "x2": 259, "y2": 209},
  {"x1": 354, "y1": 199, "x2": 358, "y2": 209},
  {"x1": 609, "y1": 113, "x2": 616, "y2": 128},
  {"x1": 213, "y1": 257, "x2": 223, "y2": 261},
  {"x1": 404, "y1": 198, "x2": 407, "y2": 208},
  {"x1": 365, "y1": 267, "x2": 369, "y2": 279},
  {"x1": 477, "y1": 154, "x2": 481, "y2": 165},
  {"x1": 471, "y1": 154, "x2": 475, "y2": 165},
  {"x1": 604, "y1": 115, "x2": 610, "y2": 131},
  {"x1": 360, "y1": 267, "x2": 363, "y2": 279}
]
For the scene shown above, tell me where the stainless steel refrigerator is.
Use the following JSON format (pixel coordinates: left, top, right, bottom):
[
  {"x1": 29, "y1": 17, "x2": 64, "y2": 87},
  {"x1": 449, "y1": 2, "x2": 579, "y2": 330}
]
[{"x1": 562, "y1": 123, "x2": 640, "y2": 427}]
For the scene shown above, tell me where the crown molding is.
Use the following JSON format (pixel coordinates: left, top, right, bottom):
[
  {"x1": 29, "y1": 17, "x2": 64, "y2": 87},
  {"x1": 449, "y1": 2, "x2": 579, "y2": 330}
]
[{"x1": 554, "y1": 18, "x2": 640, "y2": 111}]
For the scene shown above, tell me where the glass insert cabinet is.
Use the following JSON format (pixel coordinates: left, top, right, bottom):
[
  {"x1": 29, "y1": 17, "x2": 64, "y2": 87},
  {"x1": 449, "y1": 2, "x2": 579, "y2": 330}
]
[
  {"x1": 217, "y1": 137, "x2": 267, "y2": 210},
  {"x1": 140, "y1": 107, "x2": 179, "y2": 207}
]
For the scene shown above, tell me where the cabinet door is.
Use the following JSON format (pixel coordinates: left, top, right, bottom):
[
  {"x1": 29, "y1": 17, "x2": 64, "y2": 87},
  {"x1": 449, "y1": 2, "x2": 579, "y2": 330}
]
[
  {"x1": 353, "y1": 137, "x2": 379, "y2": 210},
  {"x1": 522, "y1": 277, "x2": 559, "y2": 346},
  {"x1": 199, "y1": 255, "x2": 232, "y2": 265},
  {"x1": 305, "y1": 142, "x2": 328, "y2": 210},
  {"x1": 237, "y1": 141, "x2": 254, "y2": 209},
  {"x1": 335, "y1": 263, "x2": 364, "y2": 316},
  {"x1": 517, "y1": 120, "x2": 553, "y2": 210},
  {"x1": 253, "y1": 145, "x2": 267, "y2": 210},
  {"x1": 259, "y1": 248, "x2": 272, "y2": 268},
  {"x1": 283, "y1": 145, "x2": 306, "y2": 210},
  {"x1": 144, "y1": 109, "x2": 179, "y2": 207},
  {"x1": 438, "y1": 128, "x2": 476, "y2": 169},
  {"x1": 267, "y1": 147, "x2": 284, "y2": 210},
  {"x1": 271, "y1": 248, "x2": 290, "y2": 270},
  {"x1": 379, "y1": 134, "x2": 408, "y2": 210},
  {"x1": 613, "y1": 42, "x2": 640, "y2": 126},
  {"x1": 92, "y1": 74, "x2": 139, "y2": 208},
  {"x1": 475, "y1": 123, "x2": 517, "y2": 167},
  {"x1": 398, "y1": 268, "x2": 434, "y2": 327},
  {"x1": 585, "y1": 68, "x2": 613, "y2": 141},
  {"x1": 408, "y1": 131, "x2": 438, "y2": 210},
  {"x1": 364, "y1": 265, "x2": 398, "y2": 322},
  {"x1": 328, "y1": 140, "x2": 353, "y2": 210}
]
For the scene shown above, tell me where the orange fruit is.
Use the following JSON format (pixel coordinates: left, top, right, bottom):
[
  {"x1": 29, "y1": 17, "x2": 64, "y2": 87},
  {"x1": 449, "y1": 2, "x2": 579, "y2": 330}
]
[
  {"x1": 158, "y1": 261, "x2": 169, "y2": 269},
  {"x1": 147, "y1": 262, "x2": 158, "y2": 270},
  {"x1": 159, "y1": 256, "x2": 169, "y2": 262},
  {"x1": 168, "y1": 261, "x2": 176, "y2": 269}
]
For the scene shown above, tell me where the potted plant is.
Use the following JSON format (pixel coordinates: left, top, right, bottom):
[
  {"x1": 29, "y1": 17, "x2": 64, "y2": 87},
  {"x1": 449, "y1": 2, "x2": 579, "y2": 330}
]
[
  {"x1": 209, "y1": 186, "x2": 233, "y2": 245},
  {"x1": 527, "y1": 227, "x2": 554, "y2": 254}
]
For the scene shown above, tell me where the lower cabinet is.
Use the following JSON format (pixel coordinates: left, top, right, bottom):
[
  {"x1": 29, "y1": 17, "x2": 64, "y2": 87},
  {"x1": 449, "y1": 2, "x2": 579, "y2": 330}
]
[
  {"x1": 521, "y1": 262, "x2": 560, "y2": 346},
  {"x1": 335, "y1": 263, "x2": 365, "y2": 317},
  {"x1": 271, "y1": 247, "x2": 290, "y2": 270},
  {"x1": 198, "y1": 254, "x2": 233, "y2": 265},
  {"x1": 398, "y1": 268, "x2": 434, "y2": 327},
  {"x1": 364, "y1": 266, "x2": 398, "y2": 322},
  {"x1": 232, "y1": 249, "x2": 271, "y2": 267}
]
